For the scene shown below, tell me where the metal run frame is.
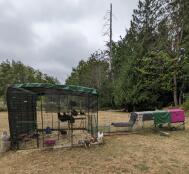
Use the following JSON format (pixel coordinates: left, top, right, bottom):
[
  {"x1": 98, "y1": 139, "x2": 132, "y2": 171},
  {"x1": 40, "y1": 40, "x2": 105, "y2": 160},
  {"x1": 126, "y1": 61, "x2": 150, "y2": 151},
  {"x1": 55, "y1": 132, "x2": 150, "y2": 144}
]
[{"x1": 6, "y1": 84, "x2": 98, "y2": 150}]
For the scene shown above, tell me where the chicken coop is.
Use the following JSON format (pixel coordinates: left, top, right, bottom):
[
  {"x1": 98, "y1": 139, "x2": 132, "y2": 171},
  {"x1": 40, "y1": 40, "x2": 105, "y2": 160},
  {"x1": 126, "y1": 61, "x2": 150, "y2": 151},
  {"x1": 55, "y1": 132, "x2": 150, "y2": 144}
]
[{"x1": 6, "y1": 83, "x2": 98, "y2": 150}]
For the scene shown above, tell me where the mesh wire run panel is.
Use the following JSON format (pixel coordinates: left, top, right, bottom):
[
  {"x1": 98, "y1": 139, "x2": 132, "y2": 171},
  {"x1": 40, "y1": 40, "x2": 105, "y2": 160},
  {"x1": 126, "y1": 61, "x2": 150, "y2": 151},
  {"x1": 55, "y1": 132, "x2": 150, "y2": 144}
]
[
  {"x1": 7, "y1": 85, "x2": 98, "y2": 150},
  {"x1": 6, "y1": 87, "x2": 37, "y2": 149},
  {"x1": 42, "y1": 94, "x2": 98, "y2": 136}
]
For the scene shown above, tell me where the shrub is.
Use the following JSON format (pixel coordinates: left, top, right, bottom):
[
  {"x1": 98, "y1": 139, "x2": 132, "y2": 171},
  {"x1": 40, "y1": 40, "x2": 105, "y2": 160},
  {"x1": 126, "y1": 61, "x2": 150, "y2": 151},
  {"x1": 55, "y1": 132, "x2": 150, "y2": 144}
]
[
  {"x1": 0, "y1": 106, "x2": 7, "y2": 112},
  {"x1": 182, "y1": 100, "x2": 189, "y2": 111}
]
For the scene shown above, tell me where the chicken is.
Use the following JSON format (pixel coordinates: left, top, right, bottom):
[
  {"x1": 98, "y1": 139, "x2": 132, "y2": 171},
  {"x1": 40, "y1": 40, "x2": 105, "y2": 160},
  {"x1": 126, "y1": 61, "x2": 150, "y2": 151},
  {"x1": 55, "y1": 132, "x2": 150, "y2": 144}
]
[{"x1": 97, "y1": 132, "x2": 104, "y2": 144}]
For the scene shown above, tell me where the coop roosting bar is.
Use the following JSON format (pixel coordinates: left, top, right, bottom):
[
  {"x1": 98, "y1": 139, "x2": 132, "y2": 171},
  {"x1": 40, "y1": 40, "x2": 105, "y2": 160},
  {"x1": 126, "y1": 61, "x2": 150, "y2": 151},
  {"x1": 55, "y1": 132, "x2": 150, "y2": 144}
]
[{"x1": 6, "y1": 83, "x2": 98, "y2": 150}]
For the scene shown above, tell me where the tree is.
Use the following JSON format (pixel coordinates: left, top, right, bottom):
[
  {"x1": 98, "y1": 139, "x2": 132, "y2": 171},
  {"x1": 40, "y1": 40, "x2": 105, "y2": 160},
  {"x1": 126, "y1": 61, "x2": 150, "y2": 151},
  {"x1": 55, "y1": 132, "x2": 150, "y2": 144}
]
[
  {"x1": 112, "y1": 0, "x2": 189, "y2": 109},
  {"x1": 67, "y1": 0, "x2": 189, "y2": 110},
  {"x1": 66, "y1": 50, "x2": 111, "y2": 107},
  {"x1": 137, "y1": 51, "x2": 174, "y2": 106},
  {"x1": 0, "y1": 60, "x2": 59, "y2": 100}
]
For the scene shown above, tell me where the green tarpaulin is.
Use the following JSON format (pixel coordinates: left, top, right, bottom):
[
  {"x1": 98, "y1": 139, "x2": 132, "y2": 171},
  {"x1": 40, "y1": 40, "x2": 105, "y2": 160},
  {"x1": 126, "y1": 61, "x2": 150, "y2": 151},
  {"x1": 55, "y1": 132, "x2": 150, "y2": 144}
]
[
  {"x1": 13, "y1": 83, "x2": 98, "y2": 95},
  {"x1": 153, "y1": 111, "x2": 171, "y2": 125}
]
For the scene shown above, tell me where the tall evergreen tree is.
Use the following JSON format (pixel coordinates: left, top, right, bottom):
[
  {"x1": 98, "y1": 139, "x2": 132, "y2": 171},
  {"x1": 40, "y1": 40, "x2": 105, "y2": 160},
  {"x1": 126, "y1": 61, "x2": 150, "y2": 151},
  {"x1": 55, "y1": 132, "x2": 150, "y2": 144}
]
[{"x1": 67, "y1": 0, "x2": 189, "y2": 110}]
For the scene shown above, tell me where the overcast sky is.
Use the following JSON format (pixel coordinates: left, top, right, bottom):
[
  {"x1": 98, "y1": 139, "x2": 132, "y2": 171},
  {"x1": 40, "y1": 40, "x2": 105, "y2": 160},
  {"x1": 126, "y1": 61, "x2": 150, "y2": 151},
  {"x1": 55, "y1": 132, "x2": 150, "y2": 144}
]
[{"x1": 0, "y1": 0, "x2": 138, "y2": 82}]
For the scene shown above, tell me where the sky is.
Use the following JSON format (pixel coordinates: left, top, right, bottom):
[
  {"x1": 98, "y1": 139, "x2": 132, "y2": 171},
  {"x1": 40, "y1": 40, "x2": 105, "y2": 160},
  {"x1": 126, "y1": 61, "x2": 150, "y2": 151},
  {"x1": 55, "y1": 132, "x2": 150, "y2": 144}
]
[{"x1": 0, "y1": 0, "x2": 138, "y2": 82}]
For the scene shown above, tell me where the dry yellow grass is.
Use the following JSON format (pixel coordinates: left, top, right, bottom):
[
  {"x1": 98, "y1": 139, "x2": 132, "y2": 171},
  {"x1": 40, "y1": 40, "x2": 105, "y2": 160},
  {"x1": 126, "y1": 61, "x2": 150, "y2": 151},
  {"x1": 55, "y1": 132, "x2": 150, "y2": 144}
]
[{"x1": 0, "y1": 111, "x2": 189, "y2": 174}]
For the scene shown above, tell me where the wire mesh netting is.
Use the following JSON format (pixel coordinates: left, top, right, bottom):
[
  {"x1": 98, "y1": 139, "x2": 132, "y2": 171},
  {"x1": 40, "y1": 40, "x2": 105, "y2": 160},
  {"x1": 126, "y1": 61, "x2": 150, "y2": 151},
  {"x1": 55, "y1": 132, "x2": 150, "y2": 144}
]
[{"x1": 6, "y1": 85, "x2": 98, "y2": 150}]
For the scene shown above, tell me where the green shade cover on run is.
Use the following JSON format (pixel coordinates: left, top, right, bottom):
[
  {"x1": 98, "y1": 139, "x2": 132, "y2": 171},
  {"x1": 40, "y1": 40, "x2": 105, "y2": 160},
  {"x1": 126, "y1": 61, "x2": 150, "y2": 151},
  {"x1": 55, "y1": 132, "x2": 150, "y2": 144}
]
[
  {"x1": 153, "y1": 111, "x2": 171, "y2": 125},
  {"x1": 13, "y1": 83, "x2": 98, "y2": 95}
]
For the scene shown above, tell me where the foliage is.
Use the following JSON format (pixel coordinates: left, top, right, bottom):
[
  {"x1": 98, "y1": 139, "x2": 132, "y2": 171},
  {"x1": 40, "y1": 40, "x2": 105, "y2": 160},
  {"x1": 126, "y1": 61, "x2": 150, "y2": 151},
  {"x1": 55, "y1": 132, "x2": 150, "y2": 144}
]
[
  {"x1": 66, "y1": 0, "x2": 189, "y2": 110},
  {"x1": 0, "y1": 60, "x2": 59, "y2": 99},
  {"x1": 182, "y1": 100, "x2": 189, "y2": 111},
  {"x1": 66, "y1": 50, "x2": 112, "y2": 107},
  {"x1": 110, "y1": 0, "x2": 189, "y2": 110}
]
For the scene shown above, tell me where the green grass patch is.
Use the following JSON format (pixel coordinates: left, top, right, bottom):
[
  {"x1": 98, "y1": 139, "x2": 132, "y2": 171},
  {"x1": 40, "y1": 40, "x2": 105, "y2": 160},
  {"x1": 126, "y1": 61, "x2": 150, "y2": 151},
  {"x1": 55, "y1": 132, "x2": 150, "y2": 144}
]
[{"x1": 134, "y1": 163, "x2": 149, "y2": 172}]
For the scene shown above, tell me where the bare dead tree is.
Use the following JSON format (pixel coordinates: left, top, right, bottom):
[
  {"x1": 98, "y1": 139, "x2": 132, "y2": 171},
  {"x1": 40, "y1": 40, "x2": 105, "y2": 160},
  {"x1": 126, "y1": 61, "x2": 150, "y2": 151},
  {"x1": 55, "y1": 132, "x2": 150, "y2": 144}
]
[{"x1": 102, "y1": 3, "x2": 113, "y2": 73}]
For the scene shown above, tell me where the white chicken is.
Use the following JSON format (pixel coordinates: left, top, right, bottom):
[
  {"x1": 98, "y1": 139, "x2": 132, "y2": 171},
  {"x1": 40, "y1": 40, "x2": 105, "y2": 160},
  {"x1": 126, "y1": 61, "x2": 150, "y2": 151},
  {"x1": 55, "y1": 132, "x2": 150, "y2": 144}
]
[{"x1": 97, "y1": 132, "x2": 104, "y2": 144}]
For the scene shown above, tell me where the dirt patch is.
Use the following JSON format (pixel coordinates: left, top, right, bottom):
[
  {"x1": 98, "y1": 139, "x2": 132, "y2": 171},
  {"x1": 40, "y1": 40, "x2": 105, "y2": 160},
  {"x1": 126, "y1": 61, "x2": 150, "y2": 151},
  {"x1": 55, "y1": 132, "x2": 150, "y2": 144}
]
[{"x1": 0, "y1": 112, "x2": 9, "y2": 132}]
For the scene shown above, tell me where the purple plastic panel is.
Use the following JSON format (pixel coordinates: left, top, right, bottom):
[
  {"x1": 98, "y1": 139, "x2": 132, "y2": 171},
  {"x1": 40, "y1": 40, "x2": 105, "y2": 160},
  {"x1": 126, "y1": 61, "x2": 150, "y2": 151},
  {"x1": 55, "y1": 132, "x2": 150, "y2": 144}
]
[{"x1": 168, "y1": 109, "x2": 185, "y2": 123}]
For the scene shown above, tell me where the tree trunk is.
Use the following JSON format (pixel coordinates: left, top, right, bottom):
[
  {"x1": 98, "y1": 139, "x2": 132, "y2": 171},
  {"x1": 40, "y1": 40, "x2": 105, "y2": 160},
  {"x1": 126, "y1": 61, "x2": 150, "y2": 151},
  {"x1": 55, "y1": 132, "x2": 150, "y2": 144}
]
[
  {"x1": 173, "y1": 73, "x2": 178, "y2": 106},
  {"x1": 179, "y1": 82, "x2": 184, "y2": 105},
  {"x1": 179, "y1": 90, "x2": 182, "y2": 105}
]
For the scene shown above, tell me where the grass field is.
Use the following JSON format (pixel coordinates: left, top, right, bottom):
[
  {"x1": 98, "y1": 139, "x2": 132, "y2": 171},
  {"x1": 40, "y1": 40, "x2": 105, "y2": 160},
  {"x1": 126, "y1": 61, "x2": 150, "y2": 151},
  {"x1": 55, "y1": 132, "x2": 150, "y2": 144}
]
[{"x1": 0, "y1": 111, "x2": 189, "y2": 174}]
